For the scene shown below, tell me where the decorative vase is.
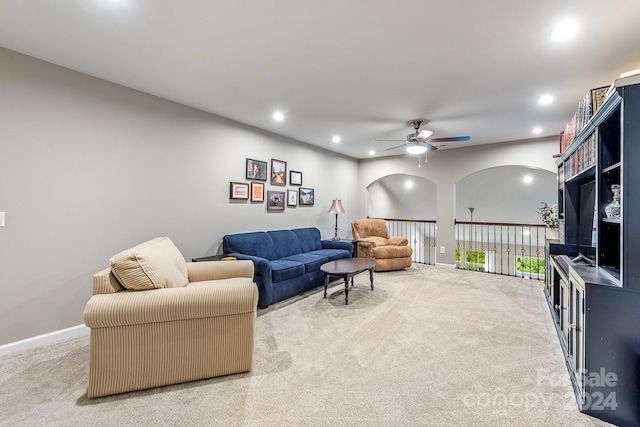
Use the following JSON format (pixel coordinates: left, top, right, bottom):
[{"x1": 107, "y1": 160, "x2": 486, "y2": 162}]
[
  {"x1": 604, "y1": 184, "x2": 621, "y2": 219},
  {"x1": 549, "y1": 228, "x2": 559, "y2": 240}
]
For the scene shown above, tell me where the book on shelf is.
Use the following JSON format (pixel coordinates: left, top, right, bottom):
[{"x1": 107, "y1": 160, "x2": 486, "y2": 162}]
[
  {"x1": 591, "y1": 86, "x2": 609, "y2": 114},
  {"x1": 559, "y1": 84, "x2": 608, "y2": 154},
  {"x1": 563, "y1": 134, "x2": 595, "y2": 180}
]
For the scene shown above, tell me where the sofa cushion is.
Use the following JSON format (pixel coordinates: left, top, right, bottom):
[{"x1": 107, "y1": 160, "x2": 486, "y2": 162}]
[
  {"x1": 291, "y1": 227, "x2": 323, "y2": 252},
  {"x1": 309, "y1": 248, "x2": 351, "y2": 262},
  {"x1": 281, "y1": 253, "x2": 329, "y2": 274},
  {"x1": 267, "y1": 230, "x2": 303, "y2": 258},
  {"x1": 223, "y1": 231, "x2": 278, "y2": 260},
  {"x1": 270, "y1": 259, "x2": 304, "y2": 283},
  {"x1": 109, "y1": 237, "x2": 189, "y2": 290}
]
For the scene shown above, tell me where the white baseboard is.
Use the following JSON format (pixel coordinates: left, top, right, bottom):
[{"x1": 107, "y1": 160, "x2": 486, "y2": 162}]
[
  {"x1": 435, "y1": 262, "x2": 456, "y2": 269},
  {"x1": 0, "y1": 324, "x2": 89, "y2": 357}
]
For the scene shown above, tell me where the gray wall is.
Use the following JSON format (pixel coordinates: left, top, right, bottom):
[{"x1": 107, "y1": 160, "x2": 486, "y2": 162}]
[
  {"x1": 367, "y1": 174, "x2": 437, "y2": 220},
  {"x1": 358, "y1": 138, "x2": 559, "y2": 265},
  {"x1": 455, "y1": 166, "x2": 557, "y2": 223},
  {"x1": 0, "y1": 47, "x2": 359, "y2": 345}
]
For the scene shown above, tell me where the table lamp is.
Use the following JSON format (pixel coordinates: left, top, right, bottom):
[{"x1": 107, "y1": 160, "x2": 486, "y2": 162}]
[{"x1": 327, "y1": 199, "x2": 346, "y2": 240}]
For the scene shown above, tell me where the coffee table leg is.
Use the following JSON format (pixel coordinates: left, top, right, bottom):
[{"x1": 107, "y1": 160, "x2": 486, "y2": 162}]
[
  {"x1": 324, "y1": 273, "x2": 329, "y2": 298},
  {"x1": 369, "y1": 268, "x2": 374, "y2": 290},
  {"x1": 344, "y1": 276, "x2": 349, "y2": 305}
]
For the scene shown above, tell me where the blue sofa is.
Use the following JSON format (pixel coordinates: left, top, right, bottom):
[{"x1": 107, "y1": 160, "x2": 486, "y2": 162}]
[{"x1": 222, "y1": 227, "x2": 353, "y2": 308}]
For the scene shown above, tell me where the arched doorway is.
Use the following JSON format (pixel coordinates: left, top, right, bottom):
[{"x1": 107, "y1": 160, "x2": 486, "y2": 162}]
[{"x1": 366, "y1": 174, "x2": 437, "y2": 264}]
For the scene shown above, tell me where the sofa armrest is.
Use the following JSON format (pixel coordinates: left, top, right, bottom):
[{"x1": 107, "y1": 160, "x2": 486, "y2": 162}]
[
  {"x1": 186, "y1": 260, "x2": 253, "y2": 282},
  {"x1": 84, "y1": 281, "x2": 258, "y2": 329},
  {"x1": 321, "y1": 240, "x2": 353, "y2": 253},
  {"x1": 224, "y1": 253, "x2": 274, "y2": 309},
  {"x1": 388, "y1": 237, "x2": 409, "y2": 246}
]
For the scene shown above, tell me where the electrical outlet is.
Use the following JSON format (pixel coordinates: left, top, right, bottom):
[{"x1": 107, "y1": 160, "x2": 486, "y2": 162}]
[
  {"x1": 440, "y1": 246, "x2": 445, "y2": 254},
  {"x1": 0, "y1": 212, "x2": 4, "y2": 227}
]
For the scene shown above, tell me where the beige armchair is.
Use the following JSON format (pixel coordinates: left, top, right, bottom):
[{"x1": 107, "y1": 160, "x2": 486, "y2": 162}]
[
  {"x1": 351, "y1": 219, "x2": 413, "y2": 271},
  {"x1": 83, "y1": 237, "x2": 258, "y2": 398}
]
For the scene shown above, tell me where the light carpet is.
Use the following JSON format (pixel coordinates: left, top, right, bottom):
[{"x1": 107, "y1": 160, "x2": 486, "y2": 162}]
[{"x1": 0, "y1": 264, "x2": 612, "y2": 426}]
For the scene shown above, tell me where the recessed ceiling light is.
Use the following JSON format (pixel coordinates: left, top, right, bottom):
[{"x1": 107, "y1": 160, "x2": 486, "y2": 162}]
[
  {"x1": 368, "y1": 150, "x2": 376, "y2": 156},
  {"x1": 539, "y1": 95, "x2": 554, "y2": 105},
  {"x1": 552, "y1": 20, "x2": 578, "y2": 40},
  {"x1": 332, "y1": 136, "x2": 341, "y2": 143},
  {"x1": 523, "y1": 175, "x2": 534, "y2": 184},
  {"x1": 272, "y1": 111, "x2": 285, "y2": 122},
  {"x1": 532, "y1": 127, "x2": 543, "y2": 134}
]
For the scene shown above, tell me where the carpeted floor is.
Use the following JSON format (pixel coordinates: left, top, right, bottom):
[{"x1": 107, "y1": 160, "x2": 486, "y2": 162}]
[{"x1": 0, "y1": 264, "x2": 612, "y2": 426}]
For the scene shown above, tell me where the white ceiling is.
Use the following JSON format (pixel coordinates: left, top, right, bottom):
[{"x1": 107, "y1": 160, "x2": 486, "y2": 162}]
[{"x1": 1, "y1": 0, "x2": 639, "y2": 159}]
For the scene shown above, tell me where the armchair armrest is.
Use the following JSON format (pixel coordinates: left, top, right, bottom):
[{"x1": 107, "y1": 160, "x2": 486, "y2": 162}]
[
  {"x1": 388, "y1": 237, "x2": 409, "y2": 246},
  {"x1": 355, "y1": 239, "x2": 376, "y2": 258},
  {"x1": 186, "y1": 260, "x2": 253, "y2": 282},
  {"x1": 83, "y1": 282, "x2": 258, "y2": 329}
]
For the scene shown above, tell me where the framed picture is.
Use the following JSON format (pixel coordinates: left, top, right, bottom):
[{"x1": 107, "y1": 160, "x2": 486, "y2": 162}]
[
  {"x1": 230, "y1": 182, "x2": 249, "y2": 200},
  {"x1": 251, "y1": 181, "x2": 265, "y2": 202},
  {"x1": 246, "y1": 158, "x2": 267, "y2": 181},
  {"x1": 267, "y1": 190, "x2": 285, "y2": 212},
  {"x1": 290, "y1": 170, "x2": 302, "y2": 186},
  {"x1": 287, "y1": 189, "x2": 298, "y2": 206},
  {"x1": 299, "y1": 188, "x2": 314, "y2": 206},
  {"x1": 270, "y1": 159, "x2": 287, "y2": 186}
]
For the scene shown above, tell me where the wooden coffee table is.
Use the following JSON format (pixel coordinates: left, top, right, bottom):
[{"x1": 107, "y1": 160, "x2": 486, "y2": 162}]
[{"x1": 320, "y1": 258, "x2": 376, "y2": 305}]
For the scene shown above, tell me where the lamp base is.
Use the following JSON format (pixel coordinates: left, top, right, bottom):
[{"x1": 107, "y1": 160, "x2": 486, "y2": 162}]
[{"x1": 331, "y1": 235, "x2": 341, "y2": 241}]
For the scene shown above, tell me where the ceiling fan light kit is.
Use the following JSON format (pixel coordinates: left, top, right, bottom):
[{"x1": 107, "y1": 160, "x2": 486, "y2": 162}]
[{"x1": 406, "y1": 145, "x2": 428, "y2": 154}]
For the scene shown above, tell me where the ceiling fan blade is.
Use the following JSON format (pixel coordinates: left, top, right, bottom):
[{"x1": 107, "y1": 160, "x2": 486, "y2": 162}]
[
  {"x1": 430, "y1": 136, "x2": 470, "y2": 142},
  {"x1": 416, "y1": 129, "x2": 434, "y2": 140},
  {"x1": 426, "y1": 143, "x2": 438, "y2": 152},
  {"x1": 382, "y1": 142, "x2": 410, "y2": 151}
]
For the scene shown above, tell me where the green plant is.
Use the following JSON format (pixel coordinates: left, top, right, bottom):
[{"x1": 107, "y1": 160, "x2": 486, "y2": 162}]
[
  {"x1": 537, "y1": 202, "x2": 559, "y2": 229},
  {"x1": 517, "y1": 257, "x2": 546, "y2": 275},
  {"x1": 455, "y1": 249, "x2": 486, "y2": 271}
]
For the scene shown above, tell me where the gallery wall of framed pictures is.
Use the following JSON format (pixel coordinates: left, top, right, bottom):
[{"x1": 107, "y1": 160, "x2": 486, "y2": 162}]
[{"x1": 230, "y1": 157, "x2": 314, "y2": 212}]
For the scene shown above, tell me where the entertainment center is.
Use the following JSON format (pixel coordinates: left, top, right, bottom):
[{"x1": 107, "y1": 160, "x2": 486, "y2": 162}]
[{"x1": 545, "y1": 79, "x2": 640, "y2": 426}]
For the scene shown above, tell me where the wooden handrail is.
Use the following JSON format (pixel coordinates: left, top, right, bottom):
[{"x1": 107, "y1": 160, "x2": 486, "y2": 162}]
[
  {"x1": 368, "y1": 217, "x2": 436, "y2": 224},
  {"x1": 455, "y1": 220, "x2": 547, "y2": 227}
]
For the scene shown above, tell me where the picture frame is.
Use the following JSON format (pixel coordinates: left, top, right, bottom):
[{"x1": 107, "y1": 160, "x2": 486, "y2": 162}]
[
  {"x1": 230, "y1": 182, "x2": 249, "y2": 200},
  {"x1": 289, "y1": 170, "x2": 302, "y2": 186},
  {"x1": 246, "y1": 158, "x2": 267, "y2": 181},
  {"x1": 250, "y1": 181, "x2": 265, "y2": 202},
  {"x1": 287, "y1": 189, "x2": 298, "y2": 206},
  {"x1": 299, "y1": 188, "x2": 314, "y2": 206},
  {"x1": 270, "y1": 159, "x2": 287, "y2": 186},
  {"x1": 267, "y1": 190, "x2": 285, "y2": 212}
]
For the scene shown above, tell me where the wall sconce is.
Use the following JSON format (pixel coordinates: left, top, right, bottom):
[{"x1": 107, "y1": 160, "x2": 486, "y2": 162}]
[{"x1": 327, "y1": 199, "x2": 346, "y2": 240}]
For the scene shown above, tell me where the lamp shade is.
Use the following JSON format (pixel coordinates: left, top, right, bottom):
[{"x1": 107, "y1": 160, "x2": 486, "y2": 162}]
[
  {"x1": 327, "y1": 199, "x2": 346, "y2": 214},
  {"x1": 406, "y1": 144, "x2": 427, "y2": 155}
]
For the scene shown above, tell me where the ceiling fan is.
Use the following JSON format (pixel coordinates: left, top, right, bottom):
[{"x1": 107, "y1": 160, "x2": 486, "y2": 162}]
[{"x1": 375, "y1": 119, "x2": 470, "y2": 154}]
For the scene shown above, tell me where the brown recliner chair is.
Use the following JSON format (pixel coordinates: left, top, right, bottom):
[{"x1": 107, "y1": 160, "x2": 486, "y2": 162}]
[{"x1": 351, "y1": 219, "x2": 413, "y2": 271}]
